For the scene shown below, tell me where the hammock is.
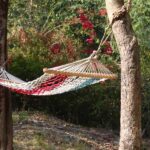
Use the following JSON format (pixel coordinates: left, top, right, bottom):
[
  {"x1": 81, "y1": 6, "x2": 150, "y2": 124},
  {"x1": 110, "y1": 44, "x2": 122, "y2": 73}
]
[{"x1": 0, "y1": 57, "x2": 116, "y2": 96}]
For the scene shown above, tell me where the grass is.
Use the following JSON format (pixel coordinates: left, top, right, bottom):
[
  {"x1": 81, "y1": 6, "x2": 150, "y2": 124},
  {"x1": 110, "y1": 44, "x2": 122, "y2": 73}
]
[
  {"x1": 14, "y1": 131, "x2": 90, "y2": 150},
  {"x1": 13, "y1": 111, "x2": 29, "y2": 123}
]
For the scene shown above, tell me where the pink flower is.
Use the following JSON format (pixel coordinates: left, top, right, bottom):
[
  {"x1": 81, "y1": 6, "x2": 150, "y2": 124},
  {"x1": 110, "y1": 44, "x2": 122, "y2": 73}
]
[
  {"x1": 78, "y1": 12, "x2": 94, "y2": 30},
  {"x1": 86, "y1": 37, "x2": 93, "y2": 44},
  {"x1": 82, "y1": 21, "x2": 94, "y2": 30},
  {"x1": 99, "y1": 8, "x2": 107, "y2": 16},
  {"x1": 50, "y1": 43, "x2": 61, "y2": 54},
  {"x1": 79, "y1": 14, "x2": 88, "y2": 22},
  {"x1": 104, "y1": 47, "x2": 113, "y2": 55}
]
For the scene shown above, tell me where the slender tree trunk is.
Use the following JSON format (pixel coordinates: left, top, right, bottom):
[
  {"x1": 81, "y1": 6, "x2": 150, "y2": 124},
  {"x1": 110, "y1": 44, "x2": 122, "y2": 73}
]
[
  {"x1": 0, "y1": 0, "x2": 13, "y2": 150},
  {"x1": 105, "y1": 0, "x2": 141, "y2": 149}
]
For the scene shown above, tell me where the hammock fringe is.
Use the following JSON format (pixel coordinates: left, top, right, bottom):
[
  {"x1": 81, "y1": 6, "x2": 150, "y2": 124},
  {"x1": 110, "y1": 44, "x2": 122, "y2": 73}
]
[{"x1": 43, "y1": 58, "x2": 117, "y2": 79}]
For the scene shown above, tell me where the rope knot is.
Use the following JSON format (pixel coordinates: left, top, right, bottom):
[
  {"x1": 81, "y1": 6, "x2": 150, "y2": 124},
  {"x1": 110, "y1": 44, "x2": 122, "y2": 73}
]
[
  {"x1": 89, "y1": 50, "x2": 99, "y2": 60},
  {"x1": 111, "y1": 5, "x2": 127, "y2": 25}
]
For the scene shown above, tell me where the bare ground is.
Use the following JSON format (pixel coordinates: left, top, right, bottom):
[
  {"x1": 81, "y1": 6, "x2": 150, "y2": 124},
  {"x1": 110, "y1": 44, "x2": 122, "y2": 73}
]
[
  {"x1": 13, "y1": 112, "x2": 150, "y2": 150},
  {"x1": 13, "y1": 112, "x2": 118, "y2": 150}
]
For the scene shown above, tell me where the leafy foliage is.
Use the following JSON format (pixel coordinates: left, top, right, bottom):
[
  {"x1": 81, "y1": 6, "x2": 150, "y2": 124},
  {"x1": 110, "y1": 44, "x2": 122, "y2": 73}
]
[
  {"x1": 131, "y1": 0, "x2": 150, "y2": 136},
  {"x1": 131, "y1": 0, "x2": 150, "y2": 77}
]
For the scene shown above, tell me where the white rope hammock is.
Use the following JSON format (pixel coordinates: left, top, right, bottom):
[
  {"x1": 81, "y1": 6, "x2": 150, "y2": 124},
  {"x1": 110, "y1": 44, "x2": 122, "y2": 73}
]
[{"x1": 0, "y1": 57, "x2": 116, "y2": 96}]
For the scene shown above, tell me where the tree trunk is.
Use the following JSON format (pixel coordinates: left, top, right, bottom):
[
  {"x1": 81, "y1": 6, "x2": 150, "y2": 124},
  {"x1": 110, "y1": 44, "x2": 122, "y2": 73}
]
[
  {"x1": 105, "y1": 0, "x2": 141, "y2": 149},
  {"x1": 0, "y1": 0, "x2": 13, "y2": 150}
]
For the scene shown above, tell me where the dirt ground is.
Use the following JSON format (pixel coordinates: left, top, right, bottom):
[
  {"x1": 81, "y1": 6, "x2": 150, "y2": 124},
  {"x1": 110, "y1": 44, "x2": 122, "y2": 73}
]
[{"x1": 13, "y1": 112, "x2": 150, "y2": 150}]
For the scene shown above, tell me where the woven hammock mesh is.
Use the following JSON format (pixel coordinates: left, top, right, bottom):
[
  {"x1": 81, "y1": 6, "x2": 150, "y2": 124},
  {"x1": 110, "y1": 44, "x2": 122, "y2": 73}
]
[
  {"x1": 0, "y1": 58, "x2": 116, "y2": 96},
  {"x1": 0, "y1": 68, "x2": 106, "y2": 96}
]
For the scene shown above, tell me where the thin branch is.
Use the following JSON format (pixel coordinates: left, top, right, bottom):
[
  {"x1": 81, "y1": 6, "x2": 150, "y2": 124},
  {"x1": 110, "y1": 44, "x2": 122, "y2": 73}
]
[{"x1": 127, "y1": 0, "x2": 132, "y2": 12}]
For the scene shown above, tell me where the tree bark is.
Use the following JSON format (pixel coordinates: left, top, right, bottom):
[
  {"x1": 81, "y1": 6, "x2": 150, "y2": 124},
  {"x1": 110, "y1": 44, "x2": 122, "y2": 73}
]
[
  {"x1": 105, "y1": 0, "x2": 141, "y2": 150},
  {"x1": 0, "y1": 0, "x2": 13, "y2": 150}
]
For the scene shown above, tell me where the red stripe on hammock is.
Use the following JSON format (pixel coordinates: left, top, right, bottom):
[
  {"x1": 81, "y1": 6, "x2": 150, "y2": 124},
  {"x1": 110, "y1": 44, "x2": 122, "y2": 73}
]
[{"x1": 6, "y1": 74, "x2": 67, "y2": 95}]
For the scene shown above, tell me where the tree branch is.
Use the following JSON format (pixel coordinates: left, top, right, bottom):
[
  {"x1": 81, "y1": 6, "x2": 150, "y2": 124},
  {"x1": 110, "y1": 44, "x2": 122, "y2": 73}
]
[{"x1": 126, "y1": 0, "x2": 132, "y2": 12}]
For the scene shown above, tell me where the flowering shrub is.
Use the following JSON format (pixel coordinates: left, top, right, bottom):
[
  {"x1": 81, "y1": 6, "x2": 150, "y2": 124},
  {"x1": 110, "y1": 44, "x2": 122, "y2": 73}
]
[
  {"x1": 78, "y1": 11, "x2": 95, "y2": 45},
  {"x1": 86, "y1": 37, "x2": 93, "y2": 44},
  {"x1": 78, "y1": 12, "x2": 93, "y2": 31},
  {"x1": 82, "y1": 21, "x2": 94, "y2": 30},
  {"x1": 77, "y1": 8, "x2": 113, "y2": 56}
]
